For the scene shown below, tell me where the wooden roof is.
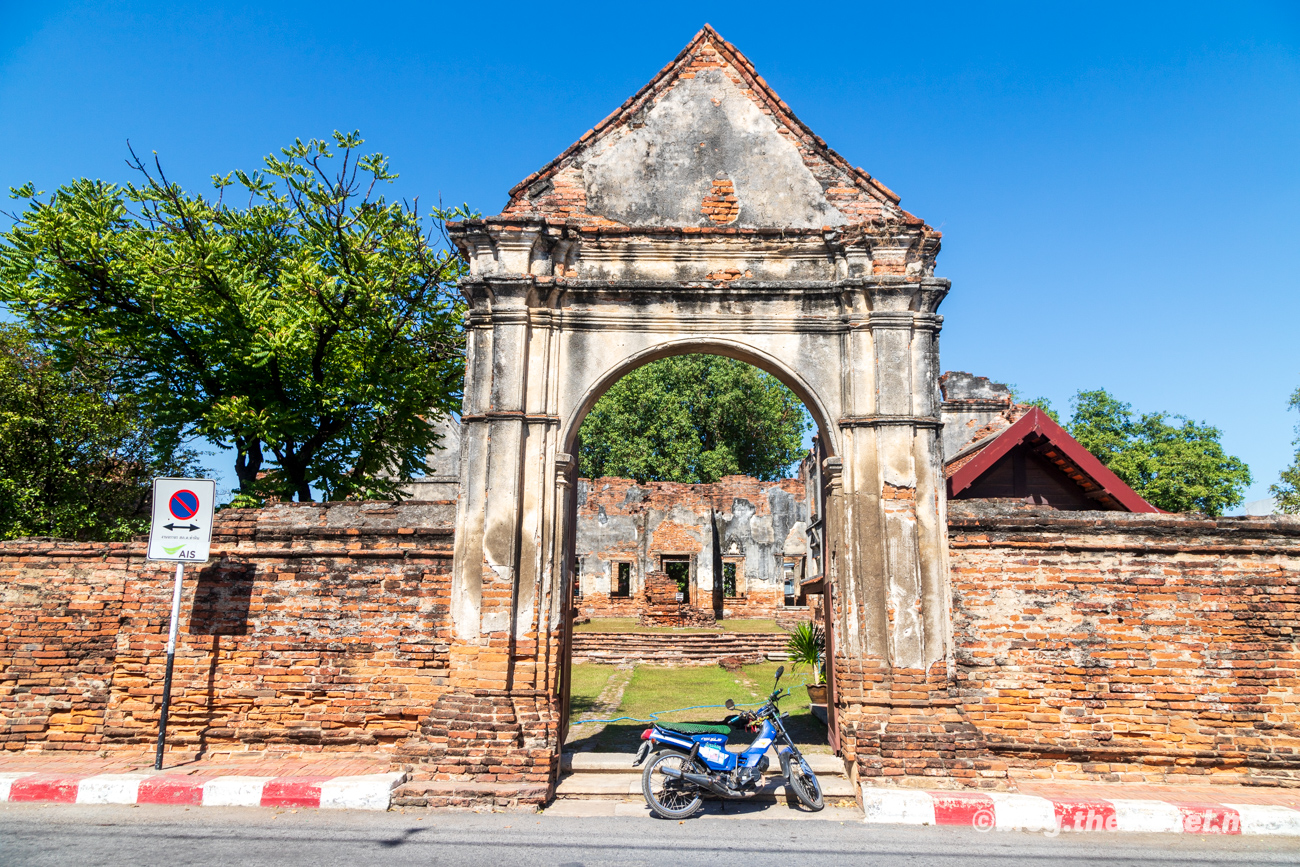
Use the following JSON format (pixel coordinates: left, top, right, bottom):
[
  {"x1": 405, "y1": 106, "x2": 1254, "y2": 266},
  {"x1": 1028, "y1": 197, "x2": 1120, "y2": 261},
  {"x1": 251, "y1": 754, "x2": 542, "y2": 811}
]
[{"x1": 946, "y1": 408, "x2": 1158, "y2": 513}]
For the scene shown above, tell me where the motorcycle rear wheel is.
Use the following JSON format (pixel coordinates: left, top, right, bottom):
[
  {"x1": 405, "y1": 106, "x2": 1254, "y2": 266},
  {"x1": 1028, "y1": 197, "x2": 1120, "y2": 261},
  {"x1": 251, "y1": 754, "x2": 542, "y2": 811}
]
[
  {"x1": 787, "y1": 757, "x2": 824, "y2": 811},
  {"x1": 642, "y1": 751, "x2": 706, "y2": 819}
]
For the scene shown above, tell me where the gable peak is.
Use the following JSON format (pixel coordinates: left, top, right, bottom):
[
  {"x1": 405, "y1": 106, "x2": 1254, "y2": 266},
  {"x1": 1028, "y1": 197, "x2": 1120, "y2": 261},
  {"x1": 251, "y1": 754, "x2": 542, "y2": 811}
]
[{"x1": 499, "y1": 26, "x2": 928, "y2": 234}]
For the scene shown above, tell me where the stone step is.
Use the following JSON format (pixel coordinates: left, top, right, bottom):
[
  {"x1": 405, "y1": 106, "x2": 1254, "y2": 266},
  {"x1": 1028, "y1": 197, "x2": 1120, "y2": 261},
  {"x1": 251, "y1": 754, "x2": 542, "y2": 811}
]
[
  {"x1": 554, "y1": 771, "x2": 857, "y2": 800},
  {"x1": 562, "y1": 751, "x2": 846, "y2": 777}
]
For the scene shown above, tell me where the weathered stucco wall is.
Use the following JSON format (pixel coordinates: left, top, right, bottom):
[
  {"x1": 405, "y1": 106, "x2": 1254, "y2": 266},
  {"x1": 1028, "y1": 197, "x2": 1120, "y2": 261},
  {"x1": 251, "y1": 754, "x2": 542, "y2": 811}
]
[
  {"x1": 574, "y1": 475, "x2": 810, "y2": 619},
  {"x1": 948, "y1": 501, "x2": 1300, "y2": 786}
]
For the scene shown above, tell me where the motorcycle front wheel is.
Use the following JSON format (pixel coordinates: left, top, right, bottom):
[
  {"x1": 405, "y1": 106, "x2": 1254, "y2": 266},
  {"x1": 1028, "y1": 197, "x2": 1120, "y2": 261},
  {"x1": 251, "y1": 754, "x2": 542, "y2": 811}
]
[
  {"x1": 787, "y1": 757, "x2": 824, "y2": 811},
  {"x1": 642, "y1": 751, "x2": 706, "y2": 819}
]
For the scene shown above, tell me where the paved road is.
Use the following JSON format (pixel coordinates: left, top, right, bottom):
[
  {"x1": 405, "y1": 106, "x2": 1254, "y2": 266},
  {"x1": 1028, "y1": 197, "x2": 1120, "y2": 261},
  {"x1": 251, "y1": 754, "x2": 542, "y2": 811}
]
[{"x1": 3, "y1": 802, "x2": 1300, "y2": 866}]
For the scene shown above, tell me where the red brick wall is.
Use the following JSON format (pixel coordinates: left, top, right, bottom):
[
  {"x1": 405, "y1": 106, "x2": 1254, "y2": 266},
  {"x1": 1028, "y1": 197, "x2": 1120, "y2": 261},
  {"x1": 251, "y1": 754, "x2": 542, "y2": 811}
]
[
  {"x1": 0, "y1": 501, "x2": 456, "y2": 757},
  {"x1": 948, "y1": 501, "x2": 1300, "y2": 785},
  {"x1": 10, "y1": 495, "x2": 1299, "y2": 793}
]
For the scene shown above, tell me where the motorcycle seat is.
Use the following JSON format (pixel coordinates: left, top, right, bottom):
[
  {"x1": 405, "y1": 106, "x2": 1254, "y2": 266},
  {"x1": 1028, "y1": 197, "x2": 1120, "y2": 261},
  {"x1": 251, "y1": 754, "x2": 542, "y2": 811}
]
[{"x1": 654, "y1": 722, "x2": 732, "y2": 737}]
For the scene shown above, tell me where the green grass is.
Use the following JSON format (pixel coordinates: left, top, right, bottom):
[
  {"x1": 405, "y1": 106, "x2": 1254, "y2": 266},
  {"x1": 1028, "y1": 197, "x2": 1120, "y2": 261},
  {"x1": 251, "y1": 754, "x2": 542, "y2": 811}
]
[
  {"x1": 573, "y1": 617, "x2": 788, "y2": 634},
  {"x1": 567, "y1": 662, "x2": 617, "y2": 717},
  {"x1": 565, "y1": 661, "x2": 829, "y2": 754}
]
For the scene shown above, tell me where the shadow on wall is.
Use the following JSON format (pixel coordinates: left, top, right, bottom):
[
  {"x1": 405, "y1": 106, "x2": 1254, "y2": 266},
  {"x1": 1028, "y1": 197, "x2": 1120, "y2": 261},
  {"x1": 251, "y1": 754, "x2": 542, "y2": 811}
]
[{"x1": 188, "y1": 561, "x2": 255, "y2": 635}]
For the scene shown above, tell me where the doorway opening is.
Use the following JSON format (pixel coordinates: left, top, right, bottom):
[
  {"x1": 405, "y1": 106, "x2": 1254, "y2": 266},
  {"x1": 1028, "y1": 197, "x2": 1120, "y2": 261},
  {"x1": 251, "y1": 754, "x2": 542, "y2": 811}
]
[{"x1": 559, "y1": 351, "x2": 836, "y2": 758}]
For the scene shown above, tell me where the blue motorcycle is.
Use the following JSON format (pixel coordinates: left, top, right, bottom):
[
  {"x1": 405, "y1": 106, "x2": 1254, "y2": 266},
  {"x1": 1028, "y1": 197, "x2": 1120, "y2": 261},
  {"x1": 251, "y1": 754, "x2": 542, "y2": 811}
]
[{"x1": 632, "y1": 665, "x2": 824, "y2": 819}]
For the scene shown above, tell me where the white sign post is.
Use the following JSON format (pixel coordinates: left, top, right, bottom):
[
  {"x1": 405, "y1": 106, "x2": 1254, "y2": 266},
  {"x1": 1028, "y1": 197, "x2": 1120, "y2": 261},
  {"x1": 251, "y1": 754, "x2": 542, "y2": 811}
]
[{"x1": 146, "y1": 478, "x2": 216, "y2": 770}]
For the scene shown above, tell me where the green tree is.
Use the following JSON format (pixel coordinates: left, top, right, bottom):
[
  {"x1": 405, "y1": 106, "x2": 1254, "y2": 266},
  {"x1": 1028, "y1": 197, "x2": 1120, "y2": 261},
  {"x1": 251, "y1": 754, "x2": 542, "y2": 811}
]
[
  {"x1": 578, "y1": 355, "x2": 811, "y2": 483},
  {"x1": 0, "y1": 132, "x2": 468, "y2": 502},
  {"x1": 1271, "y1": 386, "x2": 1300, "y2": 513},
  {"x1": 0, "y1": 324, "x2": 203, "y2": 540},
  {"x1": 1067, "y1": 389, "x2": 1251, "y2": 515}
]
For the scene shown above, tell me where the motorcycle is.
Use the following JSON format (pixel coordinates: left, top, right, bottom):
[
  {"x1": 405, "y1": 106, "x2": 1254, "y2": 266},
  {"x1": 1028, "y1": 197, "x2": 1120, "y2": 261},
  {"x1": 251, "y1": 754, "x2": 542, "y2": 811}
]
[{"x1": 631, "y1": 665, "x2": 824, "y2": 819}]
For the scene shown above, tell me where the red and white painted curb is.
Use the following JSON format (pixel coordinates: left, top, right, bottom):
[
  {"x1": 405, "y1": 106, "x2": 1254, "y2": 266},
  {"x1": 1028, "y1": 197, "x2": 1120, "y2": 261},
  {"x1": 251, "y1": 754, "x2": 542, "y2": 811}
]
[
  {"x1": 862, "y1": 786, "x2": 1300, "y2": 836},
  {"x1": 0, "y1": 771, "x2": 406, "y2": 811}
]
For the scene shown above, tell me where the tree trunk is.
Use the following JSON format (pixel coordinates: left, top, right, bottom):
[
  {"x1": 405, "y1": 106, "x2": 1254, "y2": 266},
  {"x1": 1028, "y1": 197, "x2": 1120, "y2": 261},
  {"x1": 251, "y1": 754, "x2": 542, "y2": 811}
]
[{"x1": 234, "y1": 437, "x2": 263, "y2": 491}]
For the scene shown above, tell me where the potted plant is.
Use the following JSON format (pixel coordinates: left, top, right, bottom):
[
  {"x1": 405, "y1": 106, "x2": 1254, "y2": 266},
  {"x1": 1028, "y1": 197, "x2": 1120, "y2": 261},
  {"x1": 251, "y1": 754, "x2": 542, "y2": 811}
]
[{"x1": 786, "y1": 621, "x2": 827, "y2": 705}]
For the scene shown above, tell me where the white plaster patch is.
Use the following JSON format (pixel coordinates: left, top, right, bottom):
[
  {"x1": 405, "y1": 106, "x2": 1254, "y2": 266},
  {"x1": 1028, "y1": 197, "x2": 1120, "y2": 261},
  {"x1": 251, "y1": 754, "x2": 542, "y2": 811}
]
[{"x1": 583, "y1": 69, "x2": 847, "y2": 229}]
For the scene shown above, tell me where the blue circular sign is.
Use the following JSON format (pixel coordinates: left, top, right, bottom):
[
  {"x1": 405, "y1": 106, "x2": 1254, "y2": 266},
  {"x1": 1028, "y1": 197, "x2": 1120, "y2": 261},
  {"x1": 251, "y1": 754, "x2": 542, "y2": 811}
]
[{"x1": 169, "y1": 489, "x2": 200, "y2": 521}]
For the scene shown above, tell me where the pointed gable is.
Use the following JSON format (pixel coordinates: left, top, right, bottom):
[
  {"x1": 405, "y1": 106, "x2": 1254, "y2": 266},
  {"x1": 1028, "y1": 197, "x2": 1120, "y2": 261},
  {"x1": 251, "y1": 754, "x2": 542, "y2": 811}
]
[
  {"x1": 946, "y1": 408, "x2": 1159, "y2": 513},
  {"x1": 501, "y1": 25, "x2": 923, "y2": 233}
]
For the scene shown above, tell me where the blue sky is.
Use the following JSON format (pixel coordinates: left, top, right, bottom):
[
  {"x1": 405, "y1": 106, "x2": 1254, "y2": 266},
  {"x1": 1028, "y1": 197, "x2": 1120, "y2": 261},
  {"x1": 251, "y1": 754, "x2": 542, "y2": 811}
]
[{"x1": 2, "y1": 1, "x2": 1297, "y2": 506}]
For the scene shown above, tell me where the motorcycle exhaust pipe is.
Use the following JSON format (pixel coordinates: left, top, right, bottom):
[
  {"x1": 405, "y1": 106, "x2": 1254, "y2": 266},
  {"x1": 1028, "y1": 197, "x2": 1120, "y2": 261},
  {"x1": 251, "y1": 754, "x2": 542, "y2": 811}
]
[{"x1": 659, "y1": 765, "x2": 734, "y2": 797}]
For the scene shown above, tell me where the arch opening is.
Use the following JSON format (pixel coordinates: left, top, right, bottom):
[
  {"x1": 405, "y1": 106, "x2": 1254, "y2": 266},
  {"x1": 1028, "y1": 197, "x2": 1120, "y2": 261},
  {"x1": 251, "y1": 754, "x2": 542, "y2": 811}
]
[
  {"x1": 560, "y1": 338, "x2": 839, "y2": 464},
  {"x1": 559, "y1": 344, "x2": 835, "y2": 757}
]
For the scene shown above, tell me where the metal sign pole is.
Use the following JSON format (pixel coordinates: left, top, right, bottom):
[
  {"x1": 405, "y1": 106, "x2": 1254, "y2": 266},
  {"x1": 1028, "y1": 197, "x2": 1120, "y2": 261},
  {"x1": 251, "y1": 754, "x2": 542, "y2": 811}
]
[{"x1": 154, "y1": 562, "x2": 184, "y2": 771}]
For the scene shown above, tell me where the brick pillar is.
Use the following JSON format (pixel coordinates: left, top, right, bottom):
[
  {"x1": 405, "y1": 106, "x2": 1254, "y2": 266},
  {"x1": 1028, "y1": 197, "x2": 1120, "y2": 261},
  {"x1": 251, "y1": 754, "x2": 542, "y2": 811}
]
[
  {"x1": 397, "y1": 251, "x2": 564, "y2": 806},
  {"x1": 829, "y1": 278, "x2": 999, "y2": 789}
]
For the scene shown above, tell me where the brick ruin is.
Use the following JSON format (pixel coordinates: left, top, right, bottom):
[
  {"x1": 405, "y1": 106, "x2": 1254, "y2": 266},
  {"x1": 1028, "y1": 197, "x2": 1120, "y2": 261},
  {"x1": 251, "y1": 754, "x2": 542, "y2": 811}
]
[
  {"x1": 947, "y1": 502, "x2": 1300, "y2": 787},
  {"x1": 639, "y1": 569, "x2": 717, "y2": 628},
  {"x1": 3, "y1": 500, "x2": 1297, "y2": 795},
  {"x1": 574, "y1": 473, "x2": 816, "y2": 624},
  {"x1": 3, "y1": 25, "x2": 1299, "y2": 806}
]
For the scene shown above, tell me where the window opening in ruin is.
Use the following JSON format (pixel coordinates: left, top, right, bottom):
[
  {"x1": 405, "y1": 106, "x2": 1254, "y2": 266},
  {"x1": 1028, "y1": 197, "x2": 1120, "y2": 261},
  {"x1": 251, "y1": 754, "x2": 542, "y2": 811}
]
[
  {"x1": 783, "y1": 560, "x2": 797, "y2": 606},
  {"x1": 612, "y1": 561, "x2": 631, "y2": 597},
  {"x1": 722, "y1": 562, "x2": 738, "y2": 597},
  {"x1": 662, "y1": 557, "x2": 690, "y2": 596},
  {"x1": 573, "y1": 560, "x2": 582, "y2": 599}
]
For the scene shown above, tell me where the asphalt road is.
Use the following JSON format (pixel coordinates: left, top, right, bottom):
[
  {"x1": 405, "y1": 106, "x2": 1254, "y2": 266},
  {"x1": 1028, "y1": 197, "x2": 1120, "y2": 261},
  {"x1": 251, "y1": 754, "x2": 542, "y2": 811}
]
[{"x1": 3, "y1": 802, "x2": 1300, "y2": 867}]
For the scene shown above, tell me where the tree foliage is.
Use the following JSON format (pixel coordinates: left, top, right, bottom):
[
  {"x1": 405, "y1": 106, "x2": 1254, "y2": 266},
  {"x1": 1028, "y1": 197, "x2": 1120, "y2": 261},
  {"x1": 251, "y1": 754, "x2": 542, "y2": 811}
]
[
  {"x1": 0, "y1": 131, "x2": 467, "y2": 503},
  {"x1": 1271, "y1": 386, "x2": 1300, "y2": 514},
  {"x1": 0, "y1": 324, "x2": 203, "y2": 540},
  {"x1": 1067, "y1": 389, "x2": 1251, "y2": 515},
  {"x1": 578, "y1": 355, "x2": 811, "y2": 484}
]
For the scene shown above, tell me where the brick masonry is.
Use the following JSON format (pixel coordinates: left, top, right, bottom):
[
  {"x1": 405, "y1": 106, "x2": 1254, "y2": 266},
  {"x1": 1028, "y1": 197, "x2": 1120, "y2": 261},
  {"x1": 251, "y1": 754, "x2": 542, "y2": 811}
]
[
  {"x1": 945, "y1": 501, "x2": 1300, "y2": 787},
  {"x1": 0, "y1": 501, "x2": 457, "y2": 762},
  {"x1": 4, "y1": 498, "x2": 1299, "y2": 801}
]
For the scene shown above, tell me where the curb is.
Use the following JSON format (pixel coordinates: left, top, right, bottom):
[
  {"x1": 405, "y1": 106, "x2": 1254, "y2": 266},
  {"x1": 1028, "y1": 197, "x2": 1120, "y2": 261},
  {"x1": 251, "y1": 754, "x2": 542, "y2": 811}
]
[
  {"x1": 861, "y1": 785, "x2": 1300, "y2": 836},
  {"x1": 0, "y1": 771, "x2": 406, "y2": 811}
]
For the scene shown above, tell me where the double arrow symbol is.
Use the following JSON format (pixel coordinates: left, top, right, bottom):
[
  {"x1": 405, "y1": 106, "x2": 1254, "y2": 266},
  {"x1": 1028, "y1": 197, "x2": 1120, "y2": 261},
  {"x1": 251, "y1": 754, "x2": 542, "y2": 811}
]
[{"x1": 163, "y1": 523, "x2": 200, "y2": 531}]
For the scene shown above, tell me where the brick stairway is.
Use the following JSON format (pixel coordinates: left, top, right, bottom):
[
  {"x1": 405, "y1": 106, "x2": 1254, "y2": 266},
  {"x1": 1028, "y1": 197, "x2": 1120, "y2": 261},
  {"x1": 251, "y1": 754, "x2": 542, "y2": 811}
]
[{"x1": 571, "y1": 631, "x2": 791, "y2": 665}]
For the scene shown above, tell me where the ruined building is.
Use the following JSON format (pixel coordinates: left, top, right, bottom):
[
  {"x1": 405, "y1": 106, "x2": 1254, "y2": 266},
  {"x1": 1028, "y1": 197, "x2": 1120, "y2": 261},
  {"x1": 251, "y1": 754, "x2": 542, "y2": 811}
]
[{"x1": 2, "y1": 26, "x2": 1298, "y2": 806}]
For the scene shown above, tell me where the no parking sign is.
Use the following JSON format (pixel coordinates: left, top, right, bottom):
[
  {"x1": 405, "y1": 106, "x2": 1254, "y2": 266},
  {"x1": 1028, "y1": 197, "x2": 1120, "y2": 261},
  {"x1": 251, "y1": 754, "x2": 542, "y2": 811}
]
[
  {"x1": 146, "y1": 477, "x2": 216, "y2": 770},
  {"x1": 147, "y1": 478, "x2": 216, "y2": 562}
]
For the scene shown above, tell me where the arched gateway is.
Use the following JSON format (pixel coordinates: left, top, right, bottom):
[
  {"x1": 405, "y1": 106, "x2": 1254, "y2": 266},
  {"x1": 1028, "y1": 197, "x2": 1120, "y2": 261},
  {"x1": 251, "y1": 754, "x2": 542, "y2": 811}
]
[{"x1": 419, "y1": 27, "x2": 966, "y2": 800}]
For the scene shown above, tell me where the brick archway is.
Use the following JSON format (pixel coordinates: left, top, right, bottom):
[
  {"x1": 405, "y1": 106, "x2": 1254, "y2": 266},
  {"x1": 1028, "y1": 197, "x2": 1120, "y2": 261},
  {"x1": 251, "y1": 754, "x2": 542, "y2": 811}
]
[{"x1": 409, "y1": 26, "x2": 962, "y2": 801}]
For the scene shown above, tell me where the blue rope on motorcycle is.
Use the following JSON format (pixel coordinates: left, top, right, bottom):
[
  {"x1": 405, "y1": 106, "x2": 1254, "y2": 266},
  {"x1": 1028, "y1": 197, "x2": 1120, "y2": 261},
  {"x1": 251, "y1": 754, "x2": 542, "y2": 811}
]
[{"x1": 620, "y1": 664, "x2": 826, "y2": 819}]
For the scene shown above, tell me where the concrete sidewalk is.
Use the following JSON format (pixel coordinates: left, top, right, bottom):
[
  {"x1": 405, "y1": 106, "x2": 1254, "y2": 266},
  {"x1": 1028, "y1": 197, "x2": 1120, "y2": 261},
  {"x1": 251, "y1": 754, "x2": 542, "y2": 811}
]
[{"x1": 0, "y1": 752, "x2": 404, "y2": 811}]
